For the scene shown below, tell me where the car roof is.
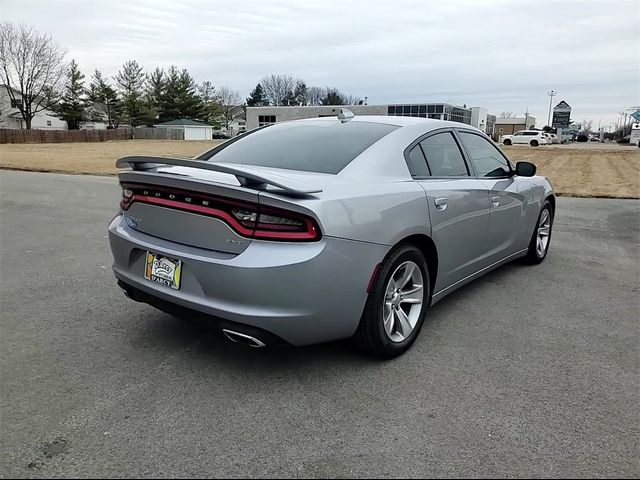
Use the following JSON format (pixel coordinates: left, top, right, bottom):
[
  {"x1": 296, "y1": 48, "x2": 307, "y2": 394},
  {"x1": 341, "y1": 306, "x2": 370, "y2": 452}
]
[{"x1": 288, "y1": 115, "x2": 482, "y2": 134}]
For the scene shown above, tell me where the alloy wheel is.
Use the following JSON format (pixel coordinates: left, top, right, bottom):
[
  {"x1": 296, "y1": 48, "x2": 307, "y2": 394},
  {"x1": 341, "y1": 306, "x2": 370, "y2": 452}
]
[
  {"x1": 536, "y1": 209, "x2": 551, "y2": 257},
  {"x1": 382, "y1": 261, "x2": 424, "y2": 343}
]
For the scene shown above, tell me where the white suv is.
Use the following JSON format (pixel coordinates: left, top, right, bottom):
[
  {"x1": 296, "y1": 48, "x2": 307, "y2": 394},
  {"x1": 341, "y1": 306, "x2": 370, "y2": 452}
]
[{"x1": 501, "y1": 130, "x2": 551, "y2": 147}]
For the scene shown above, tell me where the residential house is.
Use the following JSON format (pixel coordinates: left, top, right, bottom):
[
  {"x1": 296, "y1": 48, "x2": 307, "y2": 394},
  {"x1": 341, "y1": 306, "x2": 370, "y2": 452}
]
[{"x1": 0, "y1": 85, "x2": 67, "y2": 130}]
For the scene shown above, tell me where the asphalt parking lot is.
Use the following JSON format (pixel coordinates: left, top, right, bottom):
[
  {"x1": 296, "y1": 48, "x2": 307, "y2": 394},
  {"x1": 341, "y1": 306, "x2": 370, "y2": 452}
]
[{"x1": 1, "y1": 170, "x2": 638, "y2": 478}]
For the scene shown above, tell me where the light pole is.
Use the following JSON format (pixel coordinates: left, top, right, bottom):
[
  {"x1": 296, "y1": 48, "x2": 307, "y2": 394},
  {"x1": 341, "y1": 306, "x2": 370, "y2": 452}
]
[{"x1": 547, "y1": 90, "x2": 557, "y2": 127}]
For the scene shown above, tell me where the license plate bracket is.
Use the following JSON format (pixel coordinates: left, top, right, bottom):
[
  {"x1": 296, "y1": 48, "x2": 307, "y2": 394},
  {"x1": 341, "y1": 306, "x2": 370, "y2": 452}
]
[{"x1": 144, "y1": 252, "x2": 182, "y2": 290}]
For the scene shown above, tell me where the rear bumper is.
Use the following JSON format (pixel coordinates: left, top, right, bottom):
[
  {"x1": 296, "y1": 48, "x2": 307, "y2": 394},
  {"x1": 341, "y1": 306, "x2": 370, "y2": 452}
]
[{"x1": 108, "y1": 214, "x2": 388, "y2": 346}]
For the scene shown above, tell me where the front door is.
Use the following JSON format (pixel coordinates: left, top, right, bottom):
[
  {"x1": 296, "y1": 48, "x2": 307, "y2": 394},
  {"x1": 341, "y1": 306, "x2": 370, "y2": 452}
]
[{"x1": 457, "y1": 130, "x2": 529, "y2": 263}]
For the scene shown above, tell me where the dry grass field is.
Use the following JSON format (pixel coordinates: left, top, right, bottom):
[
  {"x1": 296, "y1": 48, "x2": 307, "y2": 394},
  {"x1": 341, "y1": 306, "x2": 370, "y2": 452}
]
[
  {"x1": 503, "y1": 145, "x2": 639, "y2": 198},
  {"x1": 0, "y1": 140, "x2": 222, "y2": 176},
  {"x1": 1, "y1": 140, "x2": 638, "y2": 198}
]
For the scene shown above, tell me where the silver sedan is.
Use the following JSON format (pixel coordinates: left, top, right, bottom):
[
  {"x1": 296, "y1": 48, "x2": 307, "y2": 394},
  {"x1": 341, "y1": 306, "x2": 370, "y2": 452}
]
[{"x1": 109, "y1": 112, "x2": 554, "y2": 358}]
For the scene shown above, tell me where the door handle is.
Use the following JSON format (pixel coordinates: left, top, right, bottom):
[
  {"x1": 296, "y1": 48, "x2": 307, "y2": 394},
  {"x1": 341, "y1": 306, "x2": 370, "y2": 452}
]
[
  {"x1": 434, "y1": 197, "x2": 448, "y2": 211},
  {"x1": 491, "y1": 195, "x2": 500, "y2": 207}
]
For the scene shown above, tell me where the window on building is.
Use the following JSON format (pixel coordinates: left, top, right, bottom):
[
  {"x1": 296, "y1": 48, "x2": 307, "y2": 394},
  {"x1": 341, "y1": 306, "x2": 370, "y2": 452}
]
[
  {"x1": 47, "y1": 120, "x2": 52, "y2": 126},
  {"x1": 10, "y1": 98, "x2": 22, "y2": 109},
  {"x1": 419, "y1": 105, "x2": 427, "y2": 114},
  {"x1": 388, "y1": 106, "x2": 396, "y2": 115},
  {"x1": 411, "y1": 105, "x2": 419, "y2": 116},
  {"x1": 435, "y1": 105, "x2": 444, "y2": 114},
  {"x1": 419, "y1": 132, "x2": 468, "y2": 177},
  {"x1": 458, "y1": 131, "x2": 510, "y2": 177},
  {"x1": 258, "y1": 115, "x2": 276, "y2": 127},
  {"x1": 403, "y1": 106, "x2": 411, "y2": 115},
  {"x1": 427, "y1": 105, "x2": 435, "y2": 114}
]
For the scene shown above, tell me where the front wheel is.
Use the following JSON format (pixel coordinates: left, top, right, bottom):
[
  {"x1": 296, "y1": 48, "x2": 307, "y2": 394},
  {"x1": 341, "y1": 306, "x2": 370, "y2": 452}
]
[
  {"x1": 525, "y1": 201, "x2": 554, "y2": 264},
  {"x1": 353, "y1": 244, "x2": 430, "y2": 359}
]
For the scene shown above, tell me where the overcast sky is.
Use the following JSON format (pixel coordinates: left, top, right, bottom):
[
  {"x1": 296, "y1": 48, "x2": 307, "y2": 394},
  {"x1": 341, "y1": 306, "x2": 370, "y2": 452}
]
[{"x1": 2, "y1": 0, "x2": 639, "y2": 127}]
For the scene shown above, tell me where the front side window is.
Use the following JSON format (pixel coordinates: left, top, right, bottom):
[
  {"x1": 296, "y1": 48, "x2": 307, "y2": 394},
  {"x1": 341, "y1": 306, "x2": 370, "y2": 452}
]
[
  {"x1": 419, "y1": 132, "x2": 468, "y2": 177},
  {"x1": 458, "y1": 131, "x2": 511, "y2": 177}
]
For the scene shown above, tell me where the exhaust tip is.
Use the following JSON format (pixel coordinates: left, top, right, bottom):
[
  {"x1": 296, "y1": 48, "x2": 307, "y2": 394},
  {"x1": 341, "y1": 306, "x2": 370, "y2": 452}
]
[{"x1": 222, "y1": 329, "x2": 266, "y2": 348}]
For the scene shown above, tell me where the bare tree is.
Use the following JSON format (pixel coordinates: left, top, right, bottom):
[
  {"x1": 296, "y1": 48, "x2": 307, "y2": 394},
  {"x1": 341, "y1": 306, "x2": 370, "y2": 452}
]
[
  {"x1": 260, "y1": 74, "x2": 296, "y2": 106},
  {"x1": 305, "y1": 86, "x2": 324, "y2": 106},
  {"x1": 500, "y1": 112, "x2": 515, "y2": 118},
  {"x1": 581, "y1": 119, "x2": 593, "y2": 133},
  {"x1": 341, "y1": 93, "x2": 361, "y2": 106},
  {"x1": 0, "y1": 23, "x2": 67, "y2": 129},
  {"x1": 216, "y1": 86, "x2": 243, "y2": 131}
]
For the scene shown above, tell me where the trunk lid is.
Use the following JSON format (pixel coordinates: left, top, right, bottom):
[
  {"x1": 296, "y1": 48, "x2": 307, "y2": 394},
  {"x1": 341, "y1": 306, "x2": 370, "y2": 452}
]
[{"x1": 117, "y1": 158, "x2": 326, "y2": 254}]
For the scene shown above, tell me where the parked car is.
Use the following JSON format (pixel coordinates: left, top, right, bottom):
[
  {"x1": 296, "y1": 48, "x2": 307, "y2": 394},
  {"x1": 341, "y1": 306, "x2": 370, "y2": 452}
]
[
  {"x1": 548, "y1": 133, "x2": 561, "y2": 144},
  {"x1": 501, "y1": 130, "x2": 551, "y2": 147},
  {"x1": 110, "y1": 112, "x2": 555, "y2": 358}
]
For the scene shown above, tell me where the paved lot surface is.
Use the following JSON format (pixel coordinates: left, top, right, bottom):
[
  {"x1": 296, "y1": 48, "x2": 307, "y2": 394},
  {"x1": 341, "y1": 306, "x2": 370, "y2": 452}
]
[{"x1": 1, "y1": 170, "x2": 638, "y2": 478}]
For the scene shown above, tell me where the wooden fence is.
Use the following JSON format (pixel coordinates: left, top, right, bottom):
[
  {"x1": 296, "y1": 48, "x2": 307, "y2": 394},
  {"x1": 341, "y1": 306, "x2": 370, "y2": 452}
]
[
  {"x1": 0, "y1": 128, "x2": 132, "y2": 144},
  {"x1": 131, "y1": 128, "x2": 185, "y2": 140}
]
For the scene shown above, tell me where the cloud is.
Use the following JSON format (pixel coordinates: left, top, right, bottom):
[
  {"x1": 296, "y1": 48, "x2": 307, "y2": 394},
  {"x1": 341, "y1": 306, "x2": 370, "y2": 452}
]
[{"x1": 3, "y1": 0, "x2": 638, "y2": 126}]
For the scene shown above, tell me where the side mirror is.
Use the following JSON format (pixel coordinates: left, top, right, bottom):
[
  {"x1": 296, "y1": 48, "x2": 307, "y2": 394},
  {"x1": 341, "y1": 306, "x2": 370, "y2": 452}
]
[{"x1": 515, "y1": 161, "x2": 536, "y2": 177}]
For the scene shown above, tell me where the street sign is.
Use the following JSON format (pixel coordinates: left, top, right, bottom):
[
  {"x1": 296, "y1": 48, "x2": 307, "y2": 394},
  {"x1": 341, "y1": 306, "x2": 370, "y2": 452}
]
[
  {"x1": 631, "y1": 110, "x2": 640, "y2": 122},
  {"x1": 552, "y1": 100, "x2": 571, "y2": 128}
]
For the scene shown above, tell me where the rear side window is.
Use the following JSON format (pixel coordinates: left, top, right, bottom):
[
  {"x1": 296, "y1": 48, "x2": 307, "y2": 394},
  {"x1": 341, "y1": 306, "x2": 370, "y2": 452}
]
[
  {"x1": 406, "y1": 145, "x2": 429, "y2": 177},
  {"x1": 419, "y1": 132, "x2": 468, "y2": 177},
  {"x1": 458, "y1": 131, "x2": 511, "y2": 177},
  {"x1": 202, "y1": 121, "x2": 398, "y2": 174}
]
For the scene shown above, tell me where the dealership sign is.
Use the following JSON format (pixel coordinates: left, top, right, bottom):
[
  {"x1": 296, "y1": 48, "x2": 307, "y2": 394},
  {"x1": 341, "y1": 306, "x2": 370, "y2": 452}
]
[{"x1": 552, "y1": 100, "x2": 571, "y2": 128}]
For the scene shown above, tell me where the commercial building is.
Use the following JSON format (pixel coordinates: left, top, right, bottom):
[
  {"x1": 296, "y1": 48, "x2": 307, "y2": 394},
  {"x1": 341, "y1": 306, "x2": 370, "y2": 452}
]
[
  {"x1": 493, "y1": 115, "x2": 537, "y2": 140},
  {"x1": 245, "y1": 103, "x2": 493, "y2": 132}
]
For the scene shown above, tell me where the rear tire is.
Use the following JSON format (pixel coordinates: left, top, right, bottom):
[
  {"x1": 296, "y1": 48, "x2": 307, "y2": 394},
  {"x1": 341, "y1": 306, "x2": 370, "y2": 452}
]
[
  {"x1": 530, "y1": 140, "x2": 539, "y2": 147},
  {"x1": 353, "y1": 244, "x2": 430, "y2": 359},
  {"x1": 503, "y1": 139, "x2": 512, "y2": 146},
  {"x1": 525, "y1": 201, "x2": 553, "y2": 264}
]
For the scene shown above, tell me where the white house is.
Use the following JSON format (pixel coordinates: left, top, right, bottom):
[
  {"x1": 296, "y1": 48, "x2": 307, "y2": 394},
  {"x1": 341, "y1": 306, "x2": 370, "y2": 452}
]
[
  {"x1": 0, "y1": 85, "x2": 67, "y2": 130},
  {"x1": 154, "y1": 119, "x2": 213, "y2": 140}
]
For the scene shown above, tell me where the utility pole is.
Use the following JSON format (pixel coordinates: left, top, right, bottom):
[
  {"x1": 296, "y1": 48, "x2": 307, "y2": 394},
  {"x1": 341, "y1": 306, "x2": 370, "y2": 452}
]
[{"x1": 547, "y1": 90, "x2": 556, "y2": 127}]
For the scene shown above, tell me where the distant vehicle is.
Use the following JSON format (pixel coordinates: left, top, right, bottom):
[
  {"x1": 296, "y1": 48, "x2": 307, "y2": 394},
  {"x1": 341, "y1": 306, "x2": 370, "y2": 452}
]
[
  {"x1": 501, "y1": 130, "x2": 551, "y2": 147},
  {"x1": 548, "y1": 133, "x2": 561, "y2": 144},
  {"x1": 630, "y1": 123, "x2": 640, "y2": 148}
]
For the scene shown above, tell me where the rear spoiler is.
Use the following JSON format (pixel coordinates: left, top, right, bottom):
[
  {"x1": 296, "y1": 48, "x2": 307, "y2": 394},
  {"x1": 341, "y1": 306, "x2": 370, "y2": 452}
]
[{"x1": 116, "y1": 156, "x2": 322, "y2": 196}]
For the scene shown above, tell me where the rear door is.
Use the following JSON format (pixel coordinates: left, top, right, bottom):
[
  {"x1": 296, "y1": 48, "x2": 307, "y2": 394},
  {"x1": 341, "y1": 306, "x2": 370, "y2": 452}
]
[
  {"x1": 407, "y1": 129, "x2": 491, "y2": 294},
  {"x1": 456, "y1": 130, "x2": 530, "y2": 263}
]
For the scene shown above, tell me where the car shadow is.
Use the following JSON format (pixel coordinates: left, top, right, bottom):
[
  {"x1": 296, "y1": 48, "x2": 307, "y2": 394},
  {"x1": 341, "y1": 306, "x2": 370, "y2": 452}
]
[{"x1": 129, "y1": 259, "x2": 531, "y2": 373}]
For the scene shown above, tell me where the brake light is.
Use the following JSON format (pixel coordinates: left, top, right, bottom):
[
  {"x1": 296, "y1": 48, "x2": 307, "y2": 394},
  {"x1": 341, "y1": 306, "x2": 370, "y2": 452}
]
[{"x1": 120, "y1": 183, "x2": 321, "y2": 242}]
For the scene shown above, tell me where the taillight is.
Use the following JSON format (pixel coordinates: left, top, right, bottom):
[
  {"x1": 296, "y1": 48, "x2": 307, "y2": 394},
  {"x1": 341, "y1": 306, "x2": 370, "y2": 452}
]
[{"x1": 120, "y1": 183, "x2": 321, "y2": 242}]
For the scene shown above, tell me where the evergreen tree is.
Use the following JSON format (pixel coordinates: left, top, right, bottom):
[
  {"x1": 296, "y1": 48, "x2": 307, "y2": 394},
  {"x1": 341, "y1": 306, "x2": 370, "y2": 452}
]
[
  {"x1": 88, "y1": 70, "x2": 123, "y2": 129},
  {"x1": 115, "y1": 60, "x2": 146, "y2": 126},
  {"x1": 156, "y1": 66, "x2": 203, "y2": 122},
  {"x1": 246, "y1": 83, "x2": 267, "y2": 106},
  {"x1": 144, "y1": 67, "x2": 165, "y2": 124},
  {"x1": 53, "y1": 60, "x2": 87, "y2": 130},
  {"x1": 293, "y1": 81, "x2": 308, "y2": 106}
]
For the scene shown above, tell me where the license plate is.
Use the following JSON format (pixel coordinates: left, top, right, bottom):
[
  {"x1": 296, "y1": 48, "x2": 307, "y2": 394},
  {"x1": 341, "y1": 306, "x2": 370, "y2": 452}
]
[{"x1": 144, "y1": 252, "x2": 182, "y2": 290}]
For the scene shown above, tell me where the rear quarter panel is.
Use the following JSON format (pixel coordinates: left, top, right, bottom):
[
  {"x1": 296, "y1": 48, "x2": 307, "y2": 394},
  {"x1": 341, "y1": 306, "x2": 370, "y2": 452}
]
[{"x1": 259, "y1": 181, "x2": 430, "y2": 246}]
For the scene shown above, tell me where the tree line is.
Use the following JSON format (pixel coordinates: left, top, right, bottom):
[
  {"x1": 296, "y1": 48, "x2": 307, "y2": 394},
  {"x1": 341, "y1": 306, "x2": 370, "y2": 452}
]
[{"x1": 0, "y1": 23, "x2": 362, "y2": 130}]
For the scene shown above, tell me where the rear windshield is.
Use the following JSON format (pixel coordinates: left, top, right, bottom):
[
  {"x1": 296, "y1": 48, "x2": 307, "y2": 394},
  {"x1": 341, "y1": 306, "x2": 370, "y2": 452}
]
[{"x1": 201, "y1": 121, "x2": 398, "y2": 174}]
